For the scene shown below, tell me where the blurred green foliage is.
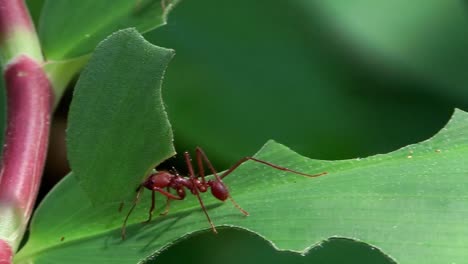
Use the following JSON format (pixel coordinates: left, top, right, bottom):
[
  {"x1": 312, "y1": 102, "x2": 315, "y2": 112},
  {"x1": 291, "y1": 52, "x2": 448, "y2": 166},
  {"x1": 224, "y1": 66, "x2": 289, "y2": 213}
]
[
  {"x1": 147, "y1": 0, "x2": 456, "y2": 168},
  {"x1": 311, "y1": 1, "x2": 468, "y2": 103}
]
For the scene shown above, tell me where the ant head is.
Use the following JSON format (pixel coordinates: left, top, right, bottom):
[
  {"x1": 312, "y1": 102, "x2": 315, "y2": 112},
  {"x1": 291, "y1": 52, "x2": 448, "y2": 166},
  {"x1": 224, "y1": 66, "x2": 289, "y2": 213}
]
[
  {"x1": 143, "y1": 171, "x2": 173, "y2": 189},
  {"x1": 209, "y1": 180, "x2": 229, "y2": 201}
]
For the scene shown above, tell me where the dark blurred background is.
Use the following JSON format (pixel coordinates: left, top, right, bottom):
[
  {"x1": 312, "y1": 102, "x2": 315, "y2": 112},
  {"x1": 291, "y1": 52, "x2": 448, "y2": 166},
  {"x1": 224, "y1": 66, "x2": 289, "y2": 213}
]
[{"x1": 35, "y1": 0, "x2": 468, "y2": 263}]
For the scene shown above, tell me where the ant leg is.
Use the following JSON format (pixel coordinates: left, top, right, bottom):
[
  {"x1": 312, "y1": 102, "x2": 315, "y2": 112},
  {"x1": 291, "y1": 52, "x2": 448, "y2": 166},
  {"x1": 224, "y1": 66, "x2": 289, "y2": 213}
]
[
  {"x1": 196, "y1": 148, "x2": 207, "y2": 185},
  {"x1": 220, "y1": 157, "x2": 327, "y2": 179},
  {"x1": 195, "y1": 147, "x2": 223, "y2": 181},
  {"x1": 122, "y1": 185, "x2": 145, "y2": 240},
  {"x1": 160, "y1": 187, "x2": 171, "y2": 216},
  {"x1": 184, "y1": 152, "x2": 218, "y2": 234},
  {"x1": 195, "y1": 147, "x2": 248, "y2": 216},
  {"x1": 153, "y1": 187, "x2": 184, "y2": 200},
  {"x1": 160, "y1": 197, "x2": 171, "y2": 216},
  {"x1": 142, "y1": 191, "x2": 156, "y2": 223}
]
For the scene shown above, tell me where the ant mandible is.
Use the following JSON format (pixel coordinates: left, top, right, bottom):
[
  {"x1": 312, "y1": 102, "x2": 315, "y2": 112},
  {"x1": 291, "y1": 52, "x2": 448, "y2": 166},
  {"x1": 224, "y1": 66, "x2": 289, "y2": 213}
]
[{"x1": 121, "y1": 147, "x2": 327, "y2": 239}]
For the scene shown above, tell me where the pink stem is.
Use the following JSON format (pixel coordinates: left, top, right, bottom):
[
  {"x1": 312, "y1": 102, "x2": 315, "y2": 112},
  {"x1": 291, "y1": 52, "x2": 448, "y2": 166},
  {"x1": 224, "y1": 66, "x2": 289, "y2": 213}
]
[
  {"x1": 0, "y1": 0, "x2": 34, "y2": 34},
  {"x1": 0, "y1": 56, "x2": 53, "y2": 256},
  {"x1": 0, "y1": 240, "x2": 12, "y2": 264},
  {"x1": 0, "y1": 0, "x2": 43, "y2": 64},
  {"x1": 0, "y1": 1, "x2": 51, "y2": 260}
]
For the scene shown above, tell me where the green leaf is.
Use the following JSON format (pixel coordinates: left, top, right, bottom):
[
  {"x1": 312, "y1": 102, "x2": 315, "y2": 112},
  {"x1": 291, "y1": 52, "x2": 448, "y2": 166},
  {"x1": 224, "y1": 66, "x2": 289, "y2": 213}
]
[
  {"x1": 16, "y1": 109, "x2": 468, "y2": 264},
  {"x1": 67, "y1": 28, "x2": 175, "y2": 204},
  {"x1": 38, "y1": 0, "x2": 178, "y2": 60}
]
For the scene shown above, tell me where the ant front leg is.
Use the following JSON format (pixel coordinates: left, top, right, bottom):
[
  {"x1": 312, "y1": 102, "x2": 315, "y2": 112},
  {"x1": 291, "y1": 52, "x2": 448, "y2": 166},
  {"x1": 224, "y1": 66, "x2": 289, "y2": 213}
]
[
  {"x1": 160, "y1": 187, "x2": 171, "y2": 216},
  {"x1": 150, "y1": 187, "x2": 184, "y2": 216}
]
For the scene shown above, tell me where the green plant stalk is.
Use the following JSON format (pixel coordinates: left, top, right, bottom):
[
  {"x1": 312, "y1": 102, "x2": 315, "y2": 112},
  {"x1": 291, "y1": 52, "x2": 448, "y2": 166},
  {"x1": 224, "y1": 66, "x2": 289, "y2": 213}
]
[
  {"x1": 43, "y1": 55, "x2": 90, "y2": 107},
  {"x1": 0, "y1": 1, "x2": 52, "y2": 263},
  {"x1": 0, "y1": 0, "x2": 43, "y2": 66}
]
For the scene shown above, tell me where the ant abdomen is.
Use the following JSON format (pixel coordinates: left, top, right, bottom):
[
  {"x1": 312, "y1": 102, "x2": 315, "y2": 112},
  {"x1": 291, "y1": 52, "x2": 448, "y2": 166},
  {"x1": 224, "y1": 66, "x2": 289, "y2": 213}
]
[{"x1": 209, "y1": 180, "x2": 229, "y2": 201}]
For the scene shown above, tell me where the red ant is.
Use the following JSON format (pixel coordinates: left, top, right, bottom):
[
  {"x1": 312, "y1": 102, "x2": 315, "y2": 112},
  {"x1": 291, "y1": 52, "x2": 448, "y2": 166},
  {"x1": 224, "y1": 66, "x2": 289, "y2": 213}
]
[{"x1": 121, "y1": 147, "x2": 327, "y2": 239}]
